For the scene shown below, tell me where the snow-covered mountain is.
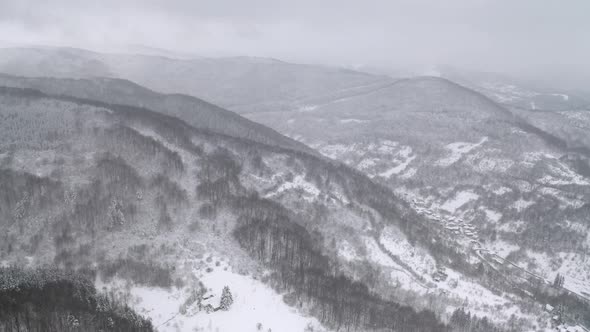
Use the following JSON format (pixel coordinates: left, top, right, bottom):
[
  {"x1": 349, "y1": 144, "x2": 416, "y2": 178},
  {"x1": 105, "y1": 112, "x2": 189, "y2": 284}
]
[
  {"x1": 0, "y1": 73, "x2": 314, "y2": 155},
  {"x1": 438, "y1": 67, "x2": 590, "y2": 112},
  {"x1": 1, "y1": 48, "x2": 589, "y2": 331},
  {"x1": 242, "y1": 76, "x2": 590, "y2": 326},
  {"x1": 0, "y1": 84, "x2": 454, "y2": 331},
  {"x1": 0, "y1": 46, "x2": 394, "y2": 114}
]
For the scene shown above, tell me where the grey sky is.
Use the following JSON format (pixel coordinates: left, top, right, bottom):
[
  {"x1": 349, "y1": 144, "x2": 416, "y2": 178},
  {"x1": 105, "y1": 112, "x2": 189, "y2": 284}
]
[{"x1": 0, "y1": 0, "x2": 589, "y2": 85}]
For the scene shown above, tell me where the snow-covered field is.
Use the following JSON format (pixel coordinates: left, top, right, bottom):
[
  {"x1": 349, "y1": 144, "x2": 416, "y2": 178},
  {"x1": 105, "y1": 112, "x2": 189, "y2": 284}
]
[{"x1": 99, "y1": 261, "x2": 324, "y2": 332}]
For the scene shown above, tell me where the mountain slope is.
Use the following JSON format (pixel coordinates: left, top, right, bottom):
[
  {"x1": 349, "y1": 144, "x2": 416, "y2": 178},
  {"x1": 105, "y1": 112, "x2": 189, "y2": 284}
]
[
  {"x1": 243, "y1": 76, "x2": 590, "y2": 323},
  {"x1": 0, "y1": 73, "x2": 314, "y2": 155},
  {"x1": 0, "y1": 86, "x2": 459, "y2": 331},
  {"x1": 0, "y1": 73, "x2": 585, "y2": 329},
  {"x1": 0, "y1": 267, "x2": 154, "y2": 332},
  {"x1": 0, "y1": 46, "x2": 394, "y2": 114}
]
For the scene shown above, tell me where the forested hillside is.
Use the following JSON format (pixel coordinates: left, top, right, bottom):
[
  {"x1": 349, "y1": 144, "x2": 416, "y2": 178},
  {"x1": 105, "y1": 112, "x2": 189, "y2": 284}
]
[
  {"x1": 0, "y1": 267, "x2": 154, "y2": 332},
  {"x1": 0, "y1": 86, "x2": 454, "y2": 331}
]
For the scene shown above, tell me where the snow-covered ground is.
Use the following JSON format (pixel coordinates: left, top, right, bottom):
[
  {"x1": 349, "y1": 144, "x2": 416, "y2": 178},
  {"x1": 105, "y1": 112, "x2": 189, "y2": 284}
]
[
  {"x1": 436, "y1": 137, "x2": 488, "y2": 167},
  {"x1": 437, "y1": 268, "x2": 519, "y2": 319},
  {"x1": 524, "y1": 250, "x2": 590, "y2": 301},
  {"x1": 481, "y1": 208, "x2": 502, "y2": 223},
  {"x1": 493, "y1": 186, "x2": 512, "y2": 196},
  {"x1": 379, "y1": 146, "x2": 416, "y2": 178},
  {"x1": 512, "y1": 198, "x2": 535, "y2": 212},
  {"x1": 440, "y1": 191, "x2": 479, "y2": 213},
  {"x1": 379, "y1": 226, "x2": 436, "y2": 276},
  {"x1": 362, "y1": 236, "x2": 429, "y2": 293},
  {"x1": 313, "y1": 140, "x2": 419, "y2": 180},
  {"x1": 539, "y1": 163, "x2": 590, "y2": 186},
  {"x1": 99, "y1": 262, "x2": 325, "y2": 332},
  {"x1": 315, "y1": 143, "x2": 358, "y2": 160},
  {"x1": 265, "y1": 174, "x2": 321, "y2": 202},
  {"x1": 489, "y1": 240, "x2": 520, "y2": 258}
]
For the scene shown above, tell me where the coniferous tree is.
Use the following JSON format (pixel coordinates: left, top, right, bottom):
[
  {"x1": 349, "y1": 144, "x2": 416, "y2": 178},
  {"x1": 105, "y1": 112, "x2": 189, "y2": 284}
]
[{"x1": 218, "y1": 286, "x2": 234, "y2": 311}]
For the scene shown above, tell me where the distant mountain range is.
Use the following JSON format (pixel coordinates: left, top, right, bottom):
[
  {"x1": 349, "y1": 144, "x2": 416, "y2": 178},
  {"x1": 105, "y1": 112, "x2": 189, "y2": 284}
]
[{"x1": 0, "y1": 46, "x2": 393, "y2": 114}]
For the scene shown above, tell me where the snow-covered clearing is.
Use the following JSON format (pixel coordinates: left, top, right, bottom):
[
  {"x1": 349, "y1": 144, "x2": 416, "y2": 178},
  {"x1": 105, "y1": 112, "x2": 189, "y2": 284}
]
[
  {"x1": 399, "y1": 167, "x2": 417, "y2": 179},
  {"x1": 467, "y1": 154, "x2": 514, "y2": 173},
  {"x1": 338, "y1": 240, "x2": 360, "y2": 261},
  {"x1": 99, "y1": 267, "x2": 324, "y2": 332},
  {"x1": 375, "y1": 140, "x2": 399, "y2": 154},
  {"x1": 379, "y1": 146, "x2": 416, "y2": 178},
  {"x1": 363, "y1": 236, "x2": 428, "y2": 293},
  {"x1": 524, "y1": 250, "x2": 590, "y2": 299},
  {"x1": 482, "y1": 208, "x2": 502, "y2": 223},
  {"x1": 512, "y1": 198, "x2": 535, "y2": 212},
  {"x1": 357, "y1": 157, "x2": 379, "y2": 170},
  {"x1": 379, "y1": 226, "x2": 436, "y2": 276},
  {"x1": 436, "y1": 137, "x2": 488, "y2": 167},
  {"x1": 265, "y1": 174, "x2": 321, "y2": 202},
  {"x1": 493, "y1": 186, "x2": 512, "y2": 196},
  {"x1": 316, "y1": 143, "x2": 358, "y2": 159},
  {"x1": 441, "y1": 191, "x2": 479, "y2": 213},
  {"x1": 438, "y1": 268, "x2": 517, "y2": 320},
  {"x1": 489, "y1": 240, "x2": 519, "y2": 258}
]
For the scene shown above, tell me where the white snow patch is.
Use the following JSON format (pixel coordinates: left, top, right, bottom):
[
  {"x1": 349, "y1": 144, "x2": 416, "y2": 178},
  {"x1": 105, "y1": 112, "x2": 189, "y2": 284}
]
[
  {"x1": 437, "y1": 268, "x2": 522, "y2": 322},
  {"x1": 482, "y1": 209, "x2": 502, "y2": 223},
  {"x1": 265, "y1": 175, "x2": 320, "y2": 202},
  {"x1": 105, "y1": 268, "x2": 324, "y2": 332},
  {"x1": 317, "y1": 144, "x2": 358, "y2": 159},
  {"x1": 399, "y1": 168, "x2": 417, "y2": 179},
  {"x1": 441, "y1": 191, "x2": 480, "y2": 213},
  {"x1": 493, "y1": 187, "x2": 512, "y2": 196},
  {"x1": 363, "y1": 237, "x2": 399, "y2": 268},
  {"x1": 437, "y1": 137, "x2": 488, "y2": 167},
  {"x1": 379, "y1": 146, "x2": 415, "y2": 178},
  {"x1": 357, "y1": 158, "x2": 379, "y2": 170},
  {"x1": 489, "y1": 241, "x2": 519, "y2": 258},
  {"x1": 380, "y1": 226, "x2": 436, "y2": 276},
  {"x1": 512, "y1": 198, "x2": 535, "y2": 211},
  {"x1": 363, "y1": 237, "x2": 429, "y2": 293},
  {"x1": 338, "y1": 241, "x2": 359, "y2": 261}
]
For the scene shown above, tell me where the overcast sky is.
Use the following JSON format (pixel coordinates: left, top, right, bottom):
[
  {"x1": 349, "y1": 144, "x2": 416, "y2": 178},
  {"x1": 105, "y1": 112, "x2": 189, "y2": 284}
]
[{"x1": 0, "y1": 0, "x2": 589, "y2": 85}]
